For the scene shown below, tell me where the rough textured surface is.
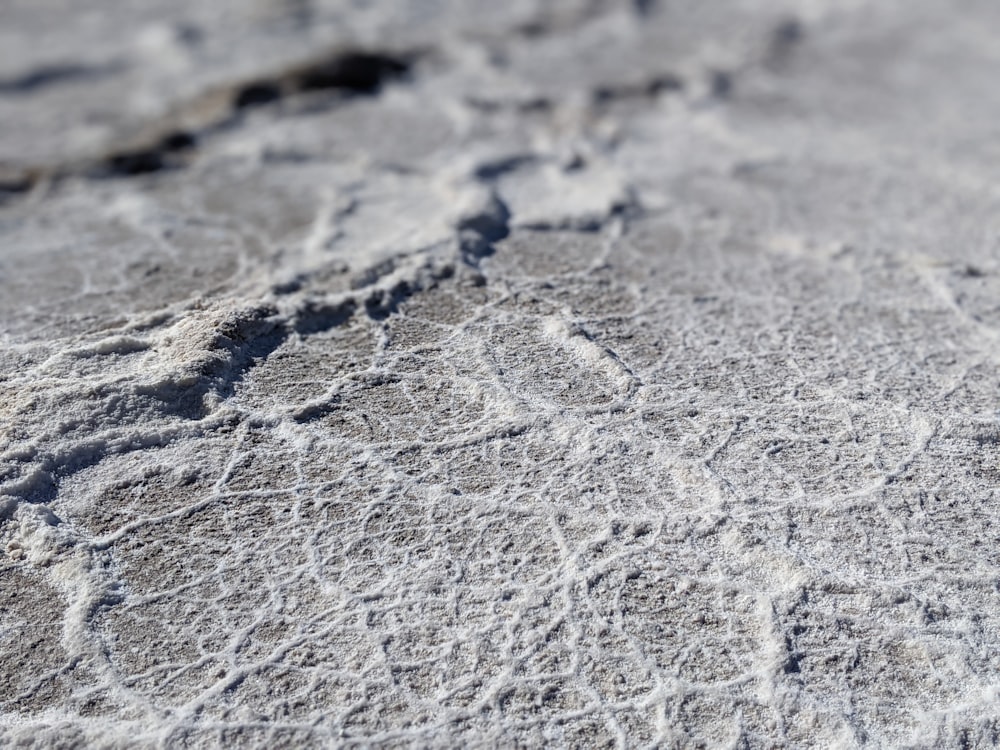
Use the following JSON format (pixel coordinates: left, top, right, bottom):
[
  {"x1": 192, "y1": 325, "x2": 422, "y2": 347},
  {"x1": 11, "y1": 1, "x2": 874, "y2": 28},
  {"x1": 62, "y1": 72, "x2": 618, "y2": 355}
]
[{"x1": 3, "y1": 1, "x2": 1000, "y2": 747}]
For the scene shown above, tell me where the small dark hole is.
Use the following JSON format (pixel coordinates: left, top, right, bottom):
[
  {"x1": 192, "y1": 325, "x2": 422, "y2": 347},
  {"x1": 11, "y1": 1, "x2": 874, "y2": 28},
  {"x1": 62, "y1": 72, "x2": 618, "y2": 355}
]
[
  {"x1": 107, "y1": 151, "x2": 164, "y2": 176},
  {"x1": 234, "y1": 82, "x2": 282, "y2": 109},
  {"x1": 294, "y1": 300, "x2": 356, "y2": 335},
  {"x1": 294, "y1": 53, "x2": 410, "y2": 94},
  {"x1": 159, "y1": 130, "x2": 196, "y2": 152}
]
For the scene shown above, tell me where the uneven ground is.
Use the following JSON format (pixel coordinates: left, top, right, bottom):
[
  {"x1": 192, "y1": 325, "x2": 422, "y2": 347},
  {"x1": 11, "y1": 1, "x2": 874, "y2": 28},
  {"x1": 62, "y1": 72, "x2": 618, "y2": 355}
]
[{"x1": 3, "y1": 1, "x2": 1000, "y2": 747}]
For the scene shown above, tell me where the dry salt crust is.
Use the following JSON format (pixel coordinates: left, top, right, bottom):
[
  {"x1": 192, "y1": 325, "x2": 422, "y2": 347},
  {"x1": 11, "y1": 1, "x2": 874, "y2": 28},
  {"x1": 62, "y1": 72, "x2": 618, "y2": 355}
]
[{"x1": 3, "y1": 0, "x2": 1000, "y2": 747}]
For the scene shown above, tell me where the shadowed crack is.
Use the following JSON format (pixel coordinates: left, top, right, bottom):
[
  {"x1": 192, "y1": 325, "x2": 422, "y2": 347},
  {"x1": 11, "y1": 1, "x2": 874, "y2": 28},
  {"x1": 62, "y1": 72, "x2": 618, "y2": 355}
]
[
  {"x1": 232, "y1": 50, "x2": 413, "y2": 111},
  {"x1": 292, "y1": 51, "x2": 411, "y2": 95},
  {"x1": 0, "y1": 175, "x2": 34, "y2": 203},
  {"x1": 99, "y1": 130, "x2": 197, "y2": 177},
  {"x1": 2, "y1": 48, "x2": 419, "y2": 189},
  {"x1": 362, "y1": 262, "x2": 457, "y2": 320},
  {"x1": 293, "y1": 299, "x2": 358, "y2": 335},
  {"x1": 0, "y1": 13, "x2": 804, "y2": 197},
  {"x1": 92, "y1": 49, "x2": 415, "y2": 179},
  {"x1": 0, "y1": 61, "x2": 122, "y2": 94},
  {"x1": 592, "y1": 73, "x2": 684, "y2": 104}
]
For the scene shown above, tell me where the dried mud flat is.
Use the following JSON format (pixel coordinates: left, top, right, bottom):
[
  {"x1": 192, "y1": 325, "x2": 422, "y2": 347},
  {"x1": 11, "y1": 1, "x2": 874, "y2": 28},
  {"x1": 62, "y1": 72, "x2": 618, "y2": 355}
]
[{"x1": 3, "y1": 1, "x2": 1000, "y2": 747}]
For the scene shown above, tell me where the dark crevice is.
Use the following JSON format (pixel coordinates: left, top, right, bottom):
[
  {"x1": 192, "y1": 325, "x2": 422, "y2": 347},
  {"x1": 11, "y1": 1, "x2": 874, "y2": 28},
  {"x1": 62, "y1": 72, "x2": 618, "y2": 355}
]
[
  {"x1": 783, "y1": 636, "x2": 802, "y2": 674},
  {"x1": 464, "y1": 96, "x2": 552, "y2": 114},
  {"x1": 5, "y1": 429, "x2": 190, "y2": 507},
  {"x1": 93, "y1": 50, "x2": 413, "y2": 179},
  {"x1": 362, "y1": 261, "x2": 456, "y2": 321},
  {"x1": 3, "y1": 47, "x2": 418, "y2": 190},
  {"x1": 958, "y1": 265, "x2": 987, "y2": 278},
  {"x1": 271, "y1": 274, "x2": 308, "y2": 295},
  {"x1": 109, "y1": 49, "x2": 413, "y2": 176},
  {"x1": 233, "y1": 82, "x2": 283, "y2": 110},
  {"x1": 293, "y1": 52, "x2": 411, "y2": 94},
  {"x1": 457, "y1": 192, "x2": 511, "y2": 272},
  {"x1": 459, "y1": 235, "x2": 496, "y2": 264},
  {"x1": 520, "y1": 218, "x2": 605, "y2": 233},
  {"x1": 133, "y1": 305, "x2": 288, "y2": 420},
  {"x1": 232, "y1": 50, "x2": 413, "y2": 111},
  {"x1": 364, "y1": 280, "x2": 413, "y2": 321},
  {"x1": 0, "y1": 176, "x2": 34, "y2": 204},
  {"x1": 783, "y1": 652, "x2": 802, "y2": 674},
  {"x1": 592, "y1": 73, "x2": 684, "y2": 105},
  {"x1": 973, "y1": 431, "x2": 1000, "y2": 447},
  {"x1": 198, "y1": 307, "x2": 290, "y2": 404},
  {"x1": 473, "y1": 155, "x2": 537, "y2": 181},
  {"x1": 103, "y1": 151, "x2": 165, "y2": 177},
  {"x1": 95, "y1": 130, "x2": 198, "y2": 178},
  {"x1": 3, "y1": 296, "x2": 365, "y2": 503},
  {"x1": 350, "y1": 258, "x2": 397, "y2": 290},
  {"x1": 457, "y1": 197, "x2": 511, "y2": 244},
  {"x1": 294, "y1": 299, "x2": 357, "y2": 335},
  {"x1": 0, "y1": 61, "x2": 122, "y2": 94},
  {"x1": 159, "y1": 131, "x2": 197, "y2": 151}
]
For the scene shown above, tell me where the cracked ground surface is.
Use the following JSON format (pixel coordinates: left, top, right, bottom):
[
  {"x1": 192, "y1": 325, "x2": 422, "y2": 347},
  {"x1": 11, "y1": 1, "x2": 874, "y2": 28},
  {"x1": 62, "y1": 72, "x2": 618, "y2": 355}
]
[{"x1": 3, "y1": 0, "x2": 1000, "y2": 747}]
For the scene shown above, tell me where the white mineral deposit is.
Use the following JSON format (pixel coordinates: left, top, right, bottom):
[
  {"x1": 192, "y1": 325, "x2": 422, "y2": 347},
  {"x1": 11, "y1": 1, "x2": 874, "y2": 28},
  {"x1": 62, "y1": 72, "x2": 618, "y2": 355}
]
[{"x1": 2, "y1": 1, "x2": 1000, "y2": 747}]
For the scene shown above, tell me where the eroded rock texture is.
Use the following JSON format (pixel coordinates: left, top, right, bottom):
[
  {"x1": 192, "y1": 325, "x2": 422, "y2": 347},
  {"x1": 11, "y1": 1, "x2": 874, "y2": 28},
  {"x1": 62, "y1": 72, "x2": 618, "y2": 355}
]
[{"x1": 3, "y1": 0, "x2": 1000, "y2": 747}]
